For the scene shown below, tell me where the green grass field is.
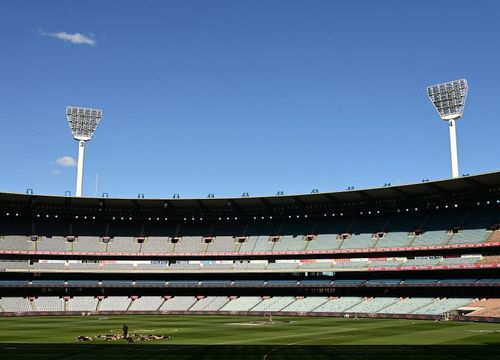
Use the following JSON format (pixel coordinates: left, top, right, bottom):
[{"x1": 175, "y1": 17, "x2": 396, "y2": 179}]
[{"x1": 0, "y1": 315, "x2": 499, "y2": 359}]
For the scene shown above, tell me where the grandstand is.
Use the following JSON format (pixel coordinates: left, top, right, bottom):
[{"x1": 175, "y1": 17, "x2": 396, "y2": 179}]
[{"x1": 0, "y1": 171, "x2": 499, "y2": 321}]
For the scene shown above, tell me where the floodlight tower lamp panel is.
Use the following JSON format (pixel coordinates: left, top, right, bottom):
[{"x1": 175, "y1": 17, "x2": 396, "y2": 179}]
[
  {"x1": 426, "y1": 79, "x2": 468, "y2": 120},
  {"x1": 66, "y1": 106, "x2": 103, "y2": 141}
]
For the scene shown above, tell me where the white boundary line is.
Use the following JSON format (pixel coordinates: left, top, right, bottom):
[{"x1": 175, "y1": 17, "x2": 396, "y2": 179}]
[{"x1": 215, "y1": 328, "x2": 359, "y2": 345}]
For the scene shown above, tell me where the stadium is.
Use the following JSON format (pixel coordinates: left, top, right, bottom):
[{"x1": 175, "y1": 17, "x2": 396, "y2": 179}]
[
  {"x1": 1, "y1": 172, "x2": 500, "y2": 319},
  {"x1": 1, "y1": 169, "x2": 500, "y2": 358},
  {"x1": 1, "y1": 1, "x2": 500, "y2": 359}
]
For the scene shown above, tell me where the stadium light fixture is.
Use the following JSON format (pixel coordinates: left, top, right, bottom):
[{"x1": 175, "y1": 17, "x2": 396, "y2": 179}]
[
  {"x1": 427, "y1": 79, "x2": 468, "y2": 178},
  {"x1": 66, "y1": 106, "x2": 103, "y2": 197}
]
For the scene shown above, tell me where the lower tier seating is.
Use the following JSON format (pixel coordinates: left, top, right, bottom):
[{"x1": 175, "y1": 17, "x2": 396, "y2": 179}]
[
  {"x1": 465, "y1": 299, "x2": 500, "y2": 317},
  {"x1": 0, "y1": 296, "x2": 481, "y2": 316}
]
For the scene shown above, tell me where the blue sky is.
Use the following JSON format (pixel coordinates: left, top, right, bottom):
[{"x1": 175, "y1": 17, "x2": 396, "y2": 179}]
[{"x1": 0, "y1": 0, "x2": 499, "y2": 198}]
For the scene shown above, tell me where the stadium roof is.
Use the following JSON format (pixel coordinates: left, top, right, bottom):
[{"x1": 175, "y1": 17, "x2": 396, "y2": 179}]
[{"x1": 0, "y1": 171, "x2": 499, "y2": 219}]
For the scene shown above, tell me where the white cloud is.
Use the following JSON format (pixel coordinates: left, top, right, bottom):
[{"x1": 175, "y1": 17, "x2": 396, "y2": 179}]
[
  {"x1": 56, "y1": 156, "x2": 77, "y2": 167},
  {"x1": 41, "y1": 31, "x2": 96, "y2": 46}
]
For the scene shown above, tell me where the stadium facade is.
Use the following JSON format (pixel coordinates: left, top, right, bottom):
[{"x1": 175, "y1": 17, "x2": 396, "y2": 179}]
[{"x1": 0, "y1": 171, "x2": 499, "y2": 322}]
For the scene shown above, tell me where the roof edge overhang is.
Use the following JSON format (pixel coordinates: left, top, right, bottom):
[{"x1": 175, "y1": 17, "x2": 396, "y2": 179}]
[{"x1": 0, "y1": 171, "x2": 499, "y2": 218}]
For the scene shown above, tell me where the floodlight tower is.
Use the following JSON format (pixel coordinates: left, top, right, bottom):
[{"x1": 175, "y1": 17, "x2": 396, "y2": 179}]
[
  {"x1": 66, "y1": 106, "x2": 103, "y2": 197},
  {"x1": 427, "y1": 79, "x2": 468, "y2": 178}
]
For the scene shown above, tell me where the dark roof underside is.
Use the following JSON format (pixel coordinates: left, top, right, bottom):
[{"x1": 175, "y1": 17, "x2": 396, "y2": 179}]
[{"x1": 0, "y1": 171, "x2": 499, "y2": 218}]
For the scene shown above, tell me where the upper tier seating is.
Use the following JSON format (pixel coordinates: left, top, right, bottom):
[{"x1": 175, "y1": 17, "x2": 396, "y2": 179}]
[
  {"x1": 449, "y1": 229, "x2": 490, "y2": 244},
  {"x1": 410, "y1": 231, "x2": 448, "y2": 247},
  {"x1": 272, "y1": 235, "x2": 307, "y2": 252},
  {"x1": 73, "y1": 236, "x2": 106, "y2": 253},
  {"x1": 251, "y1": 236, "x2": 276, "y2": 252},
  {"x1": 238, "y1": 236, "x2": 259, "y2": 253},
  {"x1": 410, "y1": 209, "x2": 469, "y2": 247},
  {"x1": 342, "y1": 215, "x2": 387, "y2": 249},
  {"x1": 36, "y1": 236, "x2": 70, "y2": 252},
  {"x1": 449, "y1": 207, "x2": 498, "y2": 244},
  {"x1": 305, "y1": 234, "x2": 342, "y2": 251},
  {"x1": 374, "y1": 212, "x2": 426, "y2": 248},
  {"x1": 0, "y1": 236, "x2": 34, "y2": 251},
  {"x1": 173, "y1": 237, "x2": 206, "y2": 253},
  {"x1": 341, "y1": 234, "x2": 377, "y2": 249},
  {"x1": 106, "y1": 237, "x2": 139, "y2": 253},
  {"x1": 140, "y1": 237, "x2": 175, "y2": 253},
  {"x1": 0, "y1": 206, "x2": 497, "y2": 256},
  {"x1": 205, "y1": 236, "x2": 240, "y2": 253}
]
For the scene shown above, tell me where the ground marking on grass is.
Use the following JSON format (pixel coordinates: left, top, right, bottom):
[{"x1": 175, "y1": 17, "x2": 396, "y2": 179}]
[
  {"x1": 263, "y1": 335, "x2": 356, "y2": 360},
  {"x1": 107, "y1": 328, "x2": 178, "y2": 333},
  {"x1": 469, "y1": 330, "x2": 500, "y2": 333},
  {"x1": 226, "y1": 320, "x2": 294, "y2": 326},
  {"x1": 214, "y1": 327, "x2": 359, "y2": 345}
]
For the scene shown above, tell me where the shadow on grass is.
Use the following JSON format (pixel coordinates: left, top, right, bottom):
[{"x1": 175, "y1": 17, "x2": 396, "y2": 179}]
[{"x1": 0, "y1": 345, "x2": 499, "y2": 360}]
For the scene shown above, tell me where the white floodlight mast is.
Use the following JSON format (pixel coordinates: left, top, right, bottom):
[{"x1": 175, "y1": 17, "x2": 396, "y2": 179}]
[
  {"x1": 426, "y1": 79, "x2": 468, "y2": 179},
  {"x1": 76, "y1": 140, "x2": 85, "y2": 196},
  {"x1": 448, "y1": 119, "x2": 459, "y2": 178},
  {"x1": 66, "y1": 106, "x2": 103, "y2": 197}
]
